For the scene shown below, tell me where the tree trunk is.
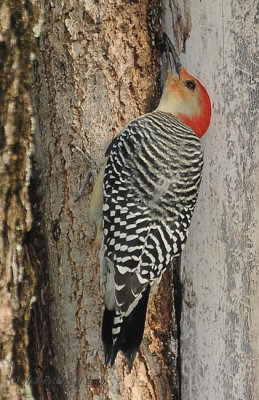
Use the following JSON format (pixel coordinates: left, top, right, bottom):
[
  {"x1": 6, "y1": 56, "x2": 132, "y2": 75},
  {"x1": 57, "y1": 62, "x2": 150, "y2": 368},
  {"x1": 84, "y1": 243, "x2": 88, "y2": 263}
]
[
  {"x1": 164, "y1": 0, "x2": 258, "y2": 398},
  {"x1": 30, "y1": 1, "x2": 179, "y2": 399},
  {"x1": 0, "y1": 1, "x2": 37, "y2": 398}
]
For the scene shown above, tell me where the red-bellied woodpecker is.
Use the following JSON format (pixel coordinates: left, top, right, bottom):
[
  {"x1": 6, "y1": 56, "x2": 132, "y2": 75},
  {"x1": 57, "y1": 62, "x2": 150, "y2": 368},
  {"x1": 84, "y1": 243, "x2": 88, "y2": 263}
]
[{"x1": 89, "y1": 34, "x2": 211, "y2": 368}]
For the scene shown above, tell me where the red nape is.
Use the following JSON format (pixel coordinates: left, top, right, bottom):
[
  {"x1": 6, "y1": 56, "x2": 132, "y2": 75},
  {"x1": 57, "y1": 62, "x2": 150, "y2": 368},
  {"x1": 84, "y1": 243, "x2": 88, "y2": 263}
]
[{"x1": 179, "y1": 108, "x2": 211, "y2": 138}]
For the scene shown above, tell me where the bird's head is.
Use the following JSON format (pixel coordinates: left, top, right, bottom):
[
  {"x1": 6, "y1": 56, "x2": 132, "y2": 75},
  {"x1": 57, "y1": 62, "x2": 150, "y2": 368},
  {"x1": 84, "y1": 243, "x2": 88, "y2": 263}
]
[{"x1": 157, "y1": 34, "x2": 211, "y2": 138}]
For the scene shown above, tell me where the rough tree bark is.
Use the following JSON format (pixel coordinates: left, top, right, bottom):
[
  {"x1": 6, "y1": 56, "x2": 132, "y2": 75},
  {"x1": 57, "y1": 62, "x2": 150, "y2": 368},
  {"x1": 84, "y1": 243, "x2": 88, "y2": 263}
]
[
  {"x1": 164, "y1": 0, "x2": 258, "y2": 399},
  {"x1": 0, "y1": 0, "x2": 39, "y2": 399},
  {"x1": 30, "y1": 1, "x2": 179, "y2": 399}
]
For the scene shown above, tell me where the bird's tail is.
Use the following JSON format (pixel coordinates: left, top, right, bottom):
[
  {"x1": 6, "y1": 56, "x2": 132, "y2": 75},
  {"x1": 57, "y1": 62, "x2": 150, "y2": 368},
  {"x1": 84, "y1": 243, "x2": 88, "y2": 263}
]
[{"x1": 102, "y1": 285, "x2": 150, "y2": 369}]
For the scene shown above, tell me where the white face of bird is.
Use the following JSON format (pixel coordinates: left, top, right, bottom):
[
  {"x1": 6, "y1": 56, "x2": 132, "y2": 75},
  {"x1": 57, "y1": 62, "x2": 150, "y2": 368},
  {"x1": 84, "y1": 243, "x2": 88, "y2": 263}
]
[{"x1": 157, "y1": 69, "x2": 200, "y2": 116}]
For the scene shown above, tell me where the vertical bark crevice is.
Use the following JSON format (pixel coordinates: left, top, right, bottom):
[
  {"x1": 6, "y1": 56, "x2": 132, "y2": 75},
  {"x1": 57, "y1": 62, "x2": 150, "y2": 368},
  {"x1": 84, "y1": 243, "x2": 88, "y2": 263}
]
[
  {"x1": 26, "y1": 157, "x2": 64, "y2": 400},
  {"x1": 169, "y1": 0, "x2": 192, "y2": 52}
]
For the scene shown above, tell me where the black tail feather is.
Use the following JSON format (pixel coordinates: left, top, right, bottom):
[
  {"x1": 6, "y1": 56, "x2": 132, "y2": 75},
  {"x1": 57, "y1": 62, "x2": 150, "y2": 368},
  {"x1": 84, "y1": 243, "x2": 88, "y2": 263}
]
[
  {"x1": 119, "y1": 285, "x2": 150, "y2": 368},
  {"x1": 102, "y1": 308, "x2": 118, "y2": 365},
  {"x1": 102, "y1": 285, "x2": 150, "y2": 369}
]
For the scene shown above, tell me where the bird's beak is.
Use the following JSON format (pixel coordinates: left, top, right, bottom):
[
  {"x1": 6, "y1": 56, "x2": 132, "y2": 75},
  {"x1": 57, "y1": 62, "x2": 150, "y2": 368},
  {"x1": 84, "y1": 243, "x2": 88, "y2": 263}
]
[{"x1": 163, "y1": 33, "x2": 182, "y2": 77}]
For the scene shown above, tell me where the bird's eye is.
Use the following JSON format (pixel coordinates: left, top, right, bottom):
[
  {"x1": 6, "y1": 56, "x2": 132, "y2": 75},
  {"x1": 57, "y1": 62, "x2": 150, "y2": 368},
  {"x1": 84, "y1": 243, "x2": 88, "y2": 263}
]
[{"x1": 185, "y1": 80, "x2": 196, "y2": 91}]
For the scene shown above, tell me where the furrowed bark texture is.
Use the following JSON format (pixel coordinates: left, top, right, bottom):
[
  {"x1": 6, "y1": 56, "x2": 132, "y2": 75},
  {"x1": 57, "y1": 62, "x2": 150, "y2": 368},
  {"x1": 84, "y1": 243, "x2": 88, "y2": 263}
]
[
  {"x1": 165, "y1": 0, "x2": 258, "y2": 398},
  {"x1": 0, "y1": 1, "x2": 38, "y2": 398},
  {"x1": 31, "y1": 1, "x2": 180, "y2": 399}
]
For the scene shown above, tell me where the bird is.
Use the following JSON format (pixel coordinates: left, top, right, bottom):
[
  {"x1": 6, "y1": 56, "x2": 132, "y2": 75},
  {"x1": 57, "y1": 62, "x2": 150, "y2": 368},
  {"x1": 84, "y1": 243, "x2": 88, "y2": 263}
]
[{"x1": 88, "y1": 33, "x2": 212, "y2": 369}]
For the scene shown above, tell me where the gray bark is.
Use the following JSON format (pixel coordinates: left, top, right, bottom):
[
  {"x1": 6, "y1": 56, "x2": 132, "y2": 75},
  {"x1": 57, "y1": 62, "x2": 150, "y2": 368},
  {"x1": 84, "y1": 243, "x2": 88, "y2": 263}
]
[{"x1": 164, "y1": 0, "x2": 259, "y2": 399}]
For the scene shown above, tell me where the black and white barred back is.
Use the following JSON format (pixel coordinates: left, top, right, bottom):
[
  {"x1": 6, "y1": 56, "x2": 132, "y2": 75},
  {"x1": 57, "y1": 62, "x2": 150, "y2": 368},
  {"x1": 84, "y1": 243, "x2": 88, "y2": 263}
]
[{"x1": 101, "y1": 111, "x2": 203, "y2": 367}]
